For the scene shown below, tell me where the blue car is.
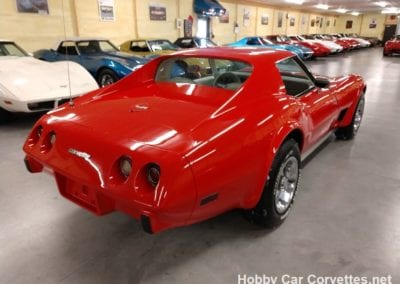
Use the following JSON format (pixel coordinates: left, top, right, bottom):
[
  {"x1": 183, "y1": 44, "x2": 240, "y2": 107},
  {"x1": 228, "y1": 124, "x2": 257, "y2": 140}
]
[
  {"x1": 35, "y1": 38, "x2": 148, "y2": 87},
  {"x1": 227, "y1": 36, "x2": 314, "y2": 60}
]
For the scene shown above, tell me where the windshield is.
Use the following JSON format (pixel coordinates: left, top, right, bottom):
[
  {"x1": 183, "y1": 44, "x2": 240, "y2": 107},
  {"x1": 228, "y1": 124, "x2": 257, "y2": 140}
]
[
  {"x1": 155, "y1": 57, "x2": 253, "y2": 91},
  {"x1": 194, "y1": 38, "x2": 218, "y2": 47},
  {"x1": 260, "y1": 38, "x2": 274, "y2": 45},
  {"x1": 149, "y1": 40, "x2": 178, "y2": 51},
  {"x1": 0, "y1": 42, "x2": 28, "y2": 57},
  {"x1": 77, "y1": 40, "x2": 118, "y2": 54}
]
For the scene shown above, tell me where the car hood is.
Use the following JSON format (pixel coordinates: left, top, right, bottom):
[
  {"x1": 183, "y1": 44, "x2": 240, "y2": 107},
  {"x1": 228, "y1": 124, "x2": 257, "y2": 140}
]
[
  {"x1": 98, "y1": 51, "x2": 148, "y2": 65},
  {"x1": 0, "y1": 57, "x2": 98, "y2": 101},
  {"x1": 45, "y1": 83, "x2": 232, "y2": 152}
]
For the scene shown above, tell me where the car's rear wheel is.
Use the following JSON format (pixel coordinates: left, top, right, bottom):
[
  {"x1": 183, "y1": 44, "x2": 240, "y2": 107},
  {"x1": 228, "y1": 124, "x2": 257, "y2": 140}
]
[
  {"x1": 335, "y1": 95, "x2": 365, "y2": 140},
  {"x1": 98, "y1": 69, "x2": 118, "y2": 87},
  {"x1": 0, "y1": 107, "x2": 13, "y2": 124},
  {"x1": 245, "y1": 139, "x2": 301, "y2": 228}
]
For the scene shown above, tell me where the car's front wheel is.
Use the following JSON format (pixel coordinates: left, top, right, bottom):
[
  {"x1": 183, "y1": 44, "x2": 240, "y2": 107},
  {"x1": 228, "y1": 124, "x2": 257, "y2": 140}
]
[
  {"x1": 245, "y1": 139, "x2": 301, "y2": 228},
  {"x1": 97, "y1": 69, "x2": 118, "y2": 87},
  {"x1": 335, "y1": 95, "x2": 365, "y2": 140}
]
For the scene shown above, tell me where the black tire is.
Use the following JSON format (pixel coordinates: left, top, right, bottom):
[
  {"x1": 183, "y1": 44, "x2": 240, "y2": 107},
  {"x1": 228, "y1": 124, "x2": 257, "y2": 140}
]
[
  {"x1": 97, "y1": 69, "x2": 118, "y2": 87},
  {"x1": 245, "y1": 139, "x2": 301, "y2": 228},
  {"x1": 0, "y1": 107, "x2": 13, "y2": 124},
  {"x1": 335, "y1": 95, "x2": 365, "y2": 140}
]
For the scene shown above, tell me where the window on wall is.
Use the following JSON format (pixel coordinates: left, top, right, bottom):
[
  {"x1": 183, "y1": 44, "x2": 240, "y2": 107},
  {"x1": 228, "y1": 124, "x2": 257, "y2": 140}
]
[{"x1": 197, "y1": 18, "x2": 208, "y2": 38}]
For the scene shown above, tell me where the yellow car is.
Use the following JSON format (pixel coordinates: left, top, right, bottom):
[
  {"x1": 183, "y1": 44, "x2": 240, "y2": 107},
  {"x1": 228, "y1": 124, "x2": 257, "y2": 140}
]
[{"x1": 119, "y1": 39, "x2": 179, "y2": 58}]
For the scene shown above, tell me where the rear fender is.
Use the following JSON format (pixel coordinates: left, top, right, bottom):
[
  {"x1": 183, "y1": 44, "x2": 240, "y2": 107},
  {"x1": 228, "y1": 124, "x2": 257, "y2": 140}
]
[
  {"x1": 339, "y1": 81, "x2": 366, "y2": 127},
  {"x1": 242, "y1": 121, "x2": 304, "y2": 209}
]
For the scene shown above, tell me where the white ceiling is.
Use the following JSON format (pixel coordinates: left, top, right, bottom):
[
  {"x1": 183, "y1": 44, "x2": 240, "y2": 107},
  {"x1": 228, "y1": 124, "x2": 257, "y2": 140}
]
[{"x1": 248, "y1": 0, "x2": 400, "y2": 14}]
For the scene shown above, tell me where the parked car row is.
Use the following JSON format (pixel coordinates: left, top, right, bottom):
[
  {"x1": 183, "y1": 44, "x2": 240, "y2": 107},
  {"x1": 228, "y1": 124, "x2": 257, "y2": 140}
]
[{"x1": 0, "y1": 33, "x2": 381, "y2": 123}]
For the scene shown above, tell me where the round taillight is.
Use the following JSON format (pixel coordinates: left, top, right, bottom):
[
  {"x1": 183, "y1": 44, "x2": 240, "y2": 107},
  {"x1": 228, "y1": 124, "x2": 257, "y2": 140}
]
[
  {"x1": 119, "y1": 156, "x2": 132, "y2": 178},
  {"x1": 146, "y1": 164, "x2": 160, "y2": 188}
]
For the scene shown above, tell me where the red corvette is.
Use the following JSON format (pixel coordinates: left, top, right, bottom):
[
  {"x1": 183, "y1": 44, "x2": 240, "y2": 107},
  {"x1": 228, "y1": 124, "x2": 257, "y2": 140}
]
[
  {"x1": 285, "y1": 35, "x2": 331, "y2": 57},
  {"x1": 383, "y1": 35, "x2": 400, "y2": 56},
  {"x1": 23, "y1": 48, "x2": 366, "y2": 233}
]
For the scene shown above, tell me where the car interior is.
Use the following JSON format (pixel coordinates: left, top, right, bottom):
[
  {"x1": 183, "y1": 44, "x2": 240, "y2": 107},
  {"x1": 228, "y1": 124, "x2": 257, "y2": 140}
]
[{"x1": 155, "y1": 57, "x2": 252, "y2": 91}]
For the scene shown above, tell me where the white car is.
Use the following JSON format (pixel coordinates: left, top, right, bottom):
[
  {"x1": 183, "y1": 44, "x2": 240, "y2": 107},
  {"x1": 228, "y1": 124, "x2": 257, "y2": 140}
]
[
  {"x1": 295, "y1": 35, "x2": 344, "y2": 54},
  {"x1": 0, "y1": 40, "x2": 98, "y2": 122}
]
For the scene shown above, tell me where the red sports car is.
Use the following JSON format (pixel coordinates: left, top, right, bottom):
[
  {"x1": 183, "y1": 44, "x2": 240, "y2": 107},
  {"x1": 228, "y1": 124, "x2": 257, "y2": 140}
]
[
  {"x1": 23, "y1": 48, "x2": 366, "y2": 233},
  {"x1": 286, "y1": 35, "x2": 331, "y2": 57},
  {"x1": 383, "y1": 35, "x2": 400, "y2": 56}
]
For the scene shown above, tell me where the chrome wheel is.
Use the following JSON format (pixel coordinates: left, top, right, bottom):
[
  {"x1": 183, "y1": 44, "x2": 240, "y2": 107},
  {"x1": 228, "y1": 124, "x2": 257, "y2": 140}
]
[
  {"x1": 100, "y1": 74, "x2": 116, "y2": 87},
  {"x1": 274, "y1": 155, "x2": 299, "y2": 214},
  {"x1": 353, "y1": 97, "x2": 365, "y2": 134}
]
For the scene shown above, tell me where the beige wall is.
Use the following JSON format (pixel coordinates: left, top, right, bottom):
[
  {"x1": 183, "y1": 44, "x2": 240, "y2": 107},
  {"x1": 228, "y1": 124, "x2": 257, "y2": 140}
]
[
  {"x1": 0, "y1": 0, "x2": 392, "y2": 52},
  {"x1": 0, "y1": 0, "x2": 76, "y2": 51}
]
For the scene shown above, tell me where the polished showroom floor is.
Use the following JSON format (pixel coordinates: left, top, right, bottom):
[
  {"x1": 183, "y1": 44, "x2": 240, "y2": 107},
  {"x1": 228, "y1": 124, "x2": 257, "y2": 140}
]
[{"x1": 1, "y1": 47, "x2": 399, "y2": 284}]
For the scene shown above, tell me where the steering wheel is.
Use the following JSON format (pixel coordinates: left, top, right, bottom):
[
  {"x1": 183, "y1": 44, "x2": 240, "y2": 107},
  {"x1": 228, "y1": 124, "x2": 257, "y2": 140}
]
[{"x1": 214, "y1": 72, "x2": 241, "y2": 88}]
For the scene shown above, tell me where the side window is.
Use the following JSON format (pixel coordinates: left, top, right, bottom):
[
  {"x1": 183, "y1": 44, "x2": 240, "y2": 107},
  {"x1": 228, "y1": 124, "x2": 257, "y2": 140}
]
[
  {"x1": 246, "y1": 38, "x2": 259, "y2": 45},
  {"x1": 130, "y1": 41, "x2": 150, "y2": 52},
  {"x1": 276, "y1": 57, "x2": 315, "y2": 97},
  {"x1": 57, "y1": 42, "x2": 78, "y2": 55}
]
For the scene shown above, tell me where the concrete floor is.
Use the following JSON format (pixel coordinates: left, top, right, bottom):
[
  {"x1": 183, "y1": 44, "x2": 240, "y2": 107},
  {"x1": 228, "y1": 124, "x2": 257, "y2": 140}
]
[{"x1": 1, "y1": 47, "x2": 399, "y2": 284}]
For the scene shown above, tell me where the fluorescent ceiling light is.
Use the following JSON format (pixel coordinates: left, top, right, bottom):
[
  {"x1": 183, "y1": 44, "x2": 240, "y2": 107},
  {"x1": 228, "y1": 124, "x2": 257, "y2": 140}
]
[
  {"x1": 382, "y1": 7, "x2": 400, "y2": 13},
  {"x1": 375, "y1": 1, "x2": 388, "y2": 7},
  {"x1": 351, "y1": 12, "x2": 360, "y2": 16},
  {"x1": 315, "y1": 4, "x2": 329, "y2": 10},
  {"x1": 336, "y1": 8, "x2": 348, "y2": 13},
  {"x1": 285, "y1": 0, "x2": 304, "y2": 4}
]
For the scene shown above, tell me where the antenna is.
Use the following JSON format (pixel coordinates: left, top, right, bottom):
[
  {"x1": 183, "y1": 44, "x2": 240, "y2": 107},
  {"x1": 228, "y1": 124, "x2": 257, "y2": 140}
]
[{"x1": 60, "y1": 0, "x2": 74, "y2": 107}]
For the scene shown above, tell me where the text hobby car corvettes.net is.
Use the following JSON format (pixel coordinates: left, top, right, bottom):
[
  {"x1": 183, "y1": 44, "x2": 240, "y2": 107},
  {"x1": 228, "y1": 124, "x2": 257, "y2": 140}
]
[{"x1": 23, "y1": 47, "x2": 366, "y2": 233}]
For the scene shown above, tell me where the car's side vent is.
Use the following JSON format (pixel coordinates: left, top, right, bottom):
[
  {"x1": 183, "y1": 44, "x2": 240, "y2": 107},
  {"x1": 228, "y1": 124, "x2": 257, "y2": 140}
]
[
  {"x1": 200, "y1": 193, "x2": 219, "y2": 206},
  {"x1": 338, "y1": 108, "x2": 348, "y2": 121}
]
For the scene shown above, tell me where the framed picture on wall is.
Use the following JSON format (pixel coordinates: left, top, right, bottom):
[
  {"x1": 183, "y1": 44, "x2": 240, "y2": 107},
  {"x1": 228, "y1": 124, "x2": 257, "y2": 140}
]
[
  {"x1": 149, "y1": 4, "x2": 167, "y2": 21},
  {"x1": 346, "y1": 20, "x2": 353, "y2": 29},
  {"x1": 16, "y1": 0, "x2": 49, "y2": 14},
  {"x1": 98, "y1": 0, "x2": 114, "y2": 21},
  {"x1": 277, "y1": 12, "x2": 283, "y2": 28},
  {"x1": 334, "y1": 19, "x2": 336, "y2": 27},
  {"x1": 243, "y1": 8, "x2": 250, "y2": 27},
  {"x1": 289, "y1": 17, "x2": 295, "y2": 27},
  {"x1": 311, "y1": 19, "x2": 315, "y2": 27},
  {"x1": 219, "y1": 10, "x2": 229, "y2": 23},
  {"x1": 301, "y1": 15, "x2": 306, "y2": 26},
  {"x1": 261, "y1": 14, "x2": 269, "y2": 25},
  {"x1": 327, "y1": 20, "x2": 330, "y2": 27},
  {"x1": 320, "y1": 18, "x2": 323, "y2": 28},
  {"x1": 369, "y1": 18, "x2": 377, "y2": 29}
]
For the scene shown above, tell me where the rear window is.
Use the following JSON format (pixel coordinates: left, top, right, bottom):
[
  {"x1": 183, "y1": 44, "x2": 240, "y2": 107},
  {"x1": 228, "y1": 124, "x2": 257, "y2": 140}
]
[{"x1": 155, "y1": 57, "x2": 253, "y2": 91}]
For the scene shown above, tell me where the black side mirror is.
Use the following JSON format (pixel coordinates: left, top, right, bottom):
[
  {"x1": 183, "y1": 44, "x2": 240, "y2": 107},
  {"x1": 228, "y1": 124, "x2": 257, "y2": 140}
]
[{"x1": 314, "y1": 77, "x2": 330, "y2": 88}]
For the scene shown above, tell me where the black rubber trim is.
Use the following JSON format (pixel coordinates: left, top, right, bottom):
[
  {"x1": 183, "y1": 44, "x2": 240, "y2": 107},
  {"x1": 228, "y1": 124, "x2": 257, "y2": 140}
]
[
  {"x1": 338, "y1": 108, "x2": 348, "y2": 121},
  {"x1": 141, "y1": 215, "x2": 153, "y2": 234},
  {"x1": 200, "y1": 193, "x2": 219, "y2": 206},
  {"x1": 24, "y1": 158, "x2": 34, "y2": 173}
]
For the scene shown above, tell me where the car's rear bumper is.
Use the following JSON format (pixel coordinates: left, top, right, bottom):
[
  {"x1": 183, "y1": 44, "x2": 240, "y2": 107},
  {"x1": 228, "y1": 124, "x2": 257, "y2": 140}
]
[{"x1": 24, "y1": 152, "x2": 195, "y2": 234}]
